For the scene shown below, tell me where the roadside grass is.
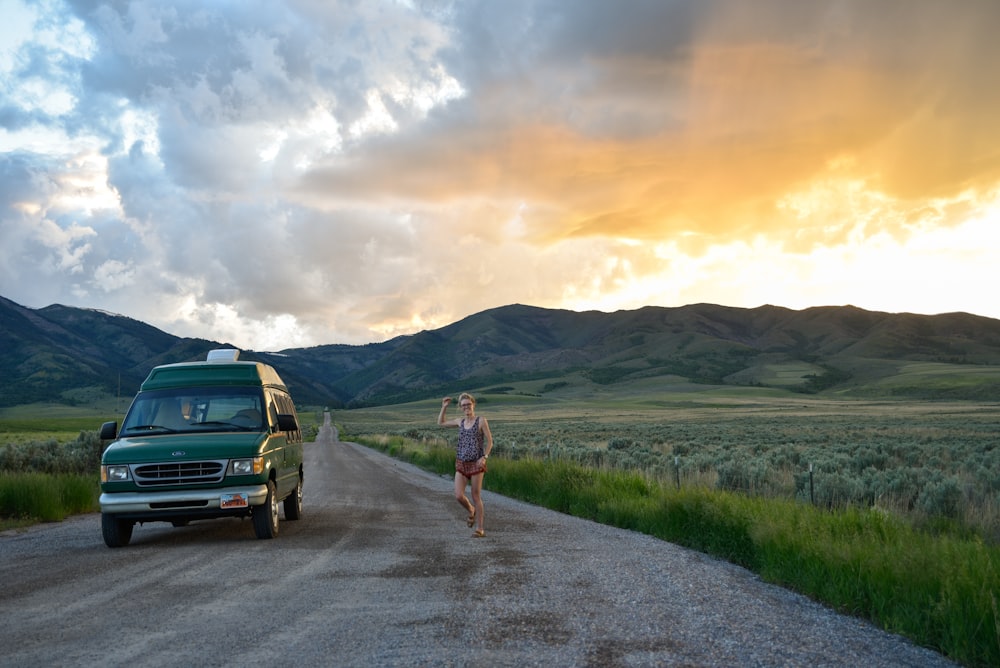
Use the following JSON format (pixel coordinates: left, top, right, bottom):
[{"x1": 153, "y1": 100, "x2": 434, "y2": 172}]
[
  {"x1": 352, "y1": 433, "x2": 999, "y2": 668},
  {"x1": 0, "y1": 473, "x2": 99, "y2": 529},
  {"x1": 0, "y1": 412, "x2": 114, "y2": 528}
]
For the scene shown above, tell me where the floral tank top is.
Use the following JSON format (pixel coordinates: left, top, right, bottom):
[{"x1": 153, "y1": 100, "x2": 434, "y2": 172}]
[{"x1": 456, "y1": 416, "x2": 484, "y2": 462}]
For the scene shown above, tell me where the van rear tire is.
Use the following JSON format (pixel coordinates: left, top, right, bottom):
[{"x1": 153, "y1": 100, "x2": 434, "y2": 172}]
[
  {"x1": 283, "y1": 477, "x2": 302, "y2": 521},
  {"x1": 102, "y1": 513, "x2": 134, "y2": 548}
]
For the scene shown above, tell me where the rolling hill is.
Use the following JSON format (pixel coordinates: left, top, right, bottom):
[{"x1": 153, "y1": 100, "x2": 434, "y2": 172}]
[{"x1": 3, "y1": 295, "x2": 1000, "y2": 408}]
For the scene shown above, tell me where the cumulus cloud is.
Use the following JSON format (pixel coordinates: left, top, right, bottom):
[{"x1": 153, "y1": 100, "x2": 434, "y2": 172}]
[{"x1": 1, "y1": 0, "x2": 999, "y2": 350}]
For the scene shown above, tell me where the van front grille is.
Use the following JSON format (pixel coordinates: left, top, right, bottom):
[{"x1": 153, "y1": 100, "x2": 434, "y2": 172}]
[{"x1": 132, "y1": 461, "x2": 226, "y2": 486}]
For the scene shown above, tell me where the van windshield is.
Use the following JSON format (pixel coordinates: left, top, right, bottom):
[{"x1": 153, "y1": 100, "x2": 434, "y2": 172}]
[{"x1": 121, "y1": 387, "x2": 266, "y2": 434}]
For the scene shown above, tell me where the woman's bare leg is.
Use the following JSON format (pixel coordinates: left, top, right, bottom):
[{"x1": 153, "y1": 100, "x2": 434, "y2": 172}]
[
  {"x1": 454, "y1": 472, "x2": 474, "y2": 515},
  {"x1": 470, "y1": 472, "x2": 485, "y2": 532}
]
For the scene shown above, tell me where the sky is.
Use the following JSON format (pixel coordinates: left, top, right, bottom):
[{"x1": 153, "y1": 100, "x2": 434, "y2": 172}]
[{"x1": 2, "y1": 0, "x2": 1000, "y2": 351}]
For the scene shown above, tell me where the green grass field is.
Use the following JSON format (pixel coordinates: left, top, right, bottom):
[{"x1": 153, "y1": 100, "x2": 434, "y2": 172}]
[
  {"x1": 0, "y1": 401, "x2": 123, "y2": 442},
  {"x1": 335, "y1": 381, "x2": 1000, "y2": 554},
  {"x1": 341, "y1": 387, "x2": 1000, "y2": 667}
]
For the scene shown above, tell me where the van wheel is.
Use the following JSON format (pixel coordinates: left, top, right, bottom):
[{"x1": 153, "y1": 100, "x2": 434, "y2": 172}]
[
  {"x1": 284, "y1": 477, "x2": 302, "y2": 521},
  {"x1": 102, "y1": 513, "x2": 134, "y2": 548},
  {"x1": 252, "y1": 480, "x2": 279, "y2": 539}
]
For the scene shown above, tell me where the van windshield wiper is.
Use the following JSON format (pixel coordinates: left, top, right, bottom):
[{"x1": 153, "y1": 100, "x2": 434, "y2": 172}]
[
  {"x1": 194, "y1": 421, "x2": 259, "y2": 431},
  {"x1": 123, "y1": 424, "x2": 177, "y2": 433}
]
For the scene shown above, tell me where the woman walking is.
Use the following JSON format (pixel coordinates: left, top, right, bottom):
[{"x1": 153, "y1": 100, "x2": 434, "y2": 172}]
[{"x1": 438, "y1": 393, "x2": 493, "y2": 537}]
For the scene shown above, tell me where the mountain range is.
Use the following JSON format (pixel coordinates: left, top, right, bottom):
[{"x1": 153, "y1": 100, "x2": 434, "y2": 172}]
[{"x1": 3, "y1": 295, "x2": 1000, "y2": 408}]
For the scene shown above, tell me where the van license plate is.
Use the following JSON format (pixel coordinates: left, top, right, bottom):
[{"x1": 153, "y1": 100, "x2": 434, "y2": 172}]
[{"x1": 220, "y1": 493, "x2": 249, "y2": 509}]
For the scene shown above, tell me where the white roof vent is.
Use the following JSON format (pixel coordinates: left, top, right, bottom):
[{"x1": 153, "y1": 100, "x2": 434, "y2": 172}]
[{"x1": 206, "y1": 349, "x2": 240, "y2": 362}]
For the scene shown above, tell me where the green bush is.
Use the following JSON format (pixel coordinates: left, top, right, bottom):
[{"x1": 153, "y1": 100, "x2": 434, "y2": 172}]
[
  {"x1": 811, "y1": 470, "x2": 866, "y2": 509},
  {"x1": 0, "y1": 431, "x2": 104, "y2": 474},
  {"x1": 716, "y1": 458, "x2": 766, "y2": 494},
  {"x1": 917, "y1": 477, "x2": 964, "y2": 519},
  {"x1": 607, "y1": 437, "x2": 635, "y2": 451}
]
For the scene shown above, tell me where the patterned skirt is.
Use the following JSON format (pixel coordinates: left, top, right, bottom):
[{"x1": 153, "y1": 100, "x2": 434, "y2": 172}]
[{"x1": 455, "y1": 458, "x2": 486, "y2": 478}]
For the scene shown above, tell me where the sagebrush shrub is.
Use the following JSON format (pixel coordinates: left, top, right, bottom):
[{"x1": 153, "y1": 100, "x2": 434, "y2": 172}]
[
  {"x1": 0, "y1": 431, "x2": 104, "y2": 475},
  {"x1": 916, "y1": 477, "x2": 964, "y2": 519}
]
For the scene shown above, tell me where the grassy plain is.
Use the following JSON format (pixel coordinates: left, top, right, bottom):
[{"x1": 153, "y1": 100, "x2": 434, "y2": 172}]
[
  {"x1": 0, "y1": 401, "x2": 123, "y2": 443},
  {"x1": 338, "y1": 376, "x2": 1000, "y2": 535},
  {"x1": 335, "y1": 381, "x2": 1000, "y2": 667},
  {"x1": 5, "y1": 377, "x2": 998, "y2": 535}
]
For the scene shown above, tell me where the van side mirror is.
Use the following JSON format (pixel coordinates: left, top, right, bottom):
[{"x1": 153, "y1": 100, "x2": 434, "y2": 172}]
[
  {"x1": 100, "y1": 421, "x2": 118, "y2": 440},
  {"x1": 276, "y1": 413, "x2": 299, "y2": 432}
]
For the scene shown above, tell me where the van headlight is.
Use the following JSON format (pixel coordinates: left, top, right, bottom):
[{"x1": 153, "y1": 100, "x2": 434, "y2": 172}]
[
  {"x1": 102, "y1": 465, "x2": 131, "y2": 482},
  {"x1": 230, "y1": 457, "x2": 264, "y2": 476}
]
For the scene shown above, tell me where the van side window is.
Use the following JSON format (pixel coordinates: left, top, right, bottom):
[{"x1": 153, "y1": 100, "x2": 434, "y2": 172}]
[
  {"x1": 267, "y1": 391, "x2": 301, "y2": 442},
  {"x1": 265, "y1": 394, "x2": 279, "y2": 430}
]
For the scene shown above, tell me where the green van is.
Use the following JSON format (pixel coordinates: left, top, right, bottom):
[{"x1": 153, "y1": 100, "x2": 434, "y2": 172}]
[{"x1": 98, "y1": 349, "x2": 304, "y2": 547}]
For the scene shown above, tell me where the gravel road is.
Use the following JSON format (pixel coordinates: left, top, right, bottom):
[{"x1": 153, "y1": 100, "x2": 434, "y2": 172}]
[{"x1": 0, "y1": 413, "x2": 955, "y2": 667}]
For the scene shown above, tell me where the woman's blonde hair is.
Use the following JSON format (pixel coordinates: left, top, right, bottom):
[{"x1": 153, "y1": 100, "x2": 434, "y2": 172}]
[{"x1": 459, "y1": 392, "x2": 476, "y2": 405}]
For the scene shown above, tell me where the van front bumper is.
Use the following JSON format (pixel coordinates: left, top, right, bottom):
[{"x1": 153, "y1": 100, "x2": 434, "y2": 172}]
[{"x1": 99, "y1": 484, "x2": 269, "y2": 515}]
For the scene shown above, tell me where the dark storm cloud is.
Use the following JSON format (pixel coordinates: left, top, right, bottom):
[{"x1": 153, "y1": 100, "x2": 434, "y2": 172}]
[{"x1": 3, "y1": 0, "x2": 999, "y2": 348}]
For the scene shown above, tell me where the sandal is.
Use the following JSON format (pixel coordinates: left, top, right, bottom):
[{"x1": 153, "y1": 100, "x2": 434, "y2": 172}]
[
  {"x1": 466, "y1": 511, "x2": 476, "y2": 527},
  {"x1": 472, "y1": 529, "x2": 485, "y2": 538}
]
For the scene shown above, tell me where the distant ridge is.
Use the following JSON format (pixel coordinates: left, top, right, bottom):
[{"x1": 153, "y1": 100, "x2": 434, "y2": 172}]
[{"x1": 3, "y1": 295, "x2": 1000, "y2": 408}]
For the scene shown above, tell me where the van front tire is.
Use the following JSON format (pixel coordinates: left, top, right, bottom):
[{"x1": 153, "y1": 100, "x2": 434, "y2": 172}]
[
  {"x1": 252, "y1": 480, "x2": 279, "y2": 539},
  {"x1": 102, "y1": 513, "x2": 134, "y2": 548}
]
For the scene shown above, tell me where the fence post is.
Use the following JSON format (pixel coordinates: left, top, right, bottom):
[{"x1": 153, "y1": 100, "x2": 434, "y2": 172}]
[
  {"x1": 674, "y1": 455, "x2": 680, "y2": 490},
  {"x1": 809, "y1": 463, "x2": 815, "y2": 505}
]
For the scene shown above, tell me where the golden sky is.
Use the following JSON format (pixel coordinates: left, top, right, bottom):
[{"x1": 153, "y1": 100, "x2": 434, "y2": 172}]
[{"x1": 2, "y1": 1, "x2": 999, "y2": 348}]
